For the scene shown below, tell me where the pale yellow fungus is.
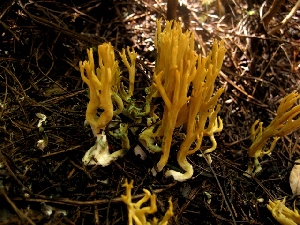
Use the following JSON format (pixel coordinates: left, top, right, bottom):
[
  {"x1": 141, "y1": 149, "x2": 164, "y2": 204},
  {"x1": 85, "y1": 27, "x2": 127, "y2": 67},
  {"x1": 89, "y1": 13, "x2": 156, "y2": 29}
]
[
  {"x1": 267, "y1": 197, "x2": 300, "y2": 225},
  {"x1": 79, "y1": 43, "x2": 121, "y2": 135},
  {"x1": 139, "y1": 19, "x2": 225, "y2": 181},
  {"x1": 246, "y1": 92, "x2": 300, "y2": 175},
  {"x1": 80, "y1": 43, "x2": 126, "y2": 166},
  {"x1": 122, "y1": 179, "x2": 173, "y2": 225}
]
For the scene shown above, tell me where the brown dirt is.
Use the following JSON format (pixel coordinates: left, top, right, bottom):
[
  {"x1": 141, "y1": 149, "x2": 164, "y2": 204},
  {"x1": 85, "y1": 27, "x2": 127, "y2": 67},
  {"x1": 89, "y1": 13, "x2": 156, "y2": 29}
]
[{"x1": 0, "y1": 0, "x2": 300, "y2": 224}]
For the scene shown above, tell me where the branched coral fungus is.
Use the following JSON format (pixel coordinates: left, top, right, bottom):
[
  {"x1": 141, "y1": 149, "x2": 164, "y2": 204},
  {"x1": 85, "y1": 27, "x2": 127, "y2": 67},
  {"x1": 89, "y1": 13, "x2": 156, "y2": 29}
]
[
  {"x1": 139, "y1": 19, "x2": 197, "y2": 162},
  {"x1": 119, "y1": 46, "x2": 137, "y2": 101},
  {"x1": 246, "y1": 92, "x2": 300, "y2": 175},
  {"x1": 165, "y1": 39, "x2": 225, "y2": 181},
  {"x1": 122, "y1": 179, "x2": 173, "y2": 225},
  {"x1": 80, "y1": 20, "x2": 225, "y2": 176},
  {"x1": 139, "y1": 19, "x2": 225, "y2": 181},
  {"x1": 79, "y1": 43, "x2": 122, "y2": 136},
  {"x1": 267, "y1": 197, "x2": 300, "y2": 225},
  {"x1": 80, "y1": 43, "x2": 126, "y2": 166}
]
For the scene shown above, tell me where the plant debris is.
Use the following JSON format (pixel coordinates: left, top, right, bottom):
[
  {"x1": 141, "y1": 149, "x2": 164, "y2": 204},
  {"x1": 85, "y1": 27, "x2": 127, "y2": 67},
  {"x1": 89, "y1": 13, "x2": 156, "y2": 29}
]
[{"x1": 0, "y1": 0, "x2": 300, "y2": 224}]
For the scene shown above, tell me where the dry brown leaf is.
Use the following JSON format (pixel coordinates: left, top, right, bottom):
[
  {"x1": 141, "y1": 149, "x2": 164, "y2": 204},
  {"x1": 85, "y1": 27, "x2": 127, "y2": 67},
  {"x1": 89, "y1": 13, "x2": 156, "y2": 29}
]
[{"x1": 289, "y1": 159, "x2": 300, "y2": 196}]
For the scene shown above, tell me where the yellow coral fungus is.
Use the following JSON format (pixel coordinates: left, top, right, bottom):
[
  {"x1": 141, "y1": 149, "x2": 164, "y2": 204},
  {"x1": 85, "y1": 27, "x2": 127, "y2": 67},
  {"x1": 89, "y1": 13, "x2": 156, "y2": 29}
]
[
  {"x1": 119, "y1": 46, "x2": 138, "y2": 101},
  {"x1": 267, "y1": 197, "x2": 300, "y2": 225},
  {"x1": 139, "y1": 19, "x2": 225, "y2": 181},
  {"x1": 246, "y1": 92, "x2": 300, "y2": 175},
  {"x1": 139, "y1": 19, "x2": 197, "y2": 168},
  {"x1": 153, "y1": 19, "x2": 197, "y2": 173},
  {"x1": 79, "y1": 43, "x2": 121, "y2": 135},
  {"x1": 80, "y1": 20, "x2": 225, "y2": 175},
  {"x1": 80, "y1": 43, "x2": 126, "y2": 166},
  {"x1": 122, "y1": 179, "x2": 173, "y2": 225},
  {"x1": 166, "y1": 39, "x2": 225, "y2": 181}
]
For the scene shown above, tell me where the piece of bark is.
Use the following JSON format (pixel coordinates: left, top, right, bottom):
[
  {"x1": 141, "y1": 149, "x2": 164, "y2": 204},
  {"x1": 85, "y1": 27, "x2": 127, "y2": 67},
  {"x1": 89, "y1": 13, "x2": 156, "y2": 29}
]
[{"x1": 167, "y1": 0, "x2": 178, "y2": 20}]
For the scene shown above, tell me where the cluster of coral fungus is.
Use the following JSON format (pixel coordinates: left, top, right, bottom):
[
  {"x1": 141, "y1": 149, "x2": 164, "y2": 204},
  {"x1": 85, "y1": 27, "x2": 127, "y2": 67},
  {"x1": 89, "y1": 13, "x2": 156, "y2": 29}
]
[
  {"x1": 79, "y1": 19, "x2": 300, "y2": 225},
  {"x1": 79, "y1": 19, "x2": 226, "y2": 181}
]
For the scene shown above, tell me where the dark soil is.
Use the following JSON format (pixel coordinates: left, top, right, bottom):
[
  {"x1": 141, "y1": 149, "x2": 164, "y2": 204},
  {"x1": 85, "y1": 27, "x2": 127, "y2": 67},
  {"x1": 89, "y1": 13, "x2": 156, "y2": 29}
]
[{"x1": 1, "y1": 0, "x2": 300, "y2": 224}]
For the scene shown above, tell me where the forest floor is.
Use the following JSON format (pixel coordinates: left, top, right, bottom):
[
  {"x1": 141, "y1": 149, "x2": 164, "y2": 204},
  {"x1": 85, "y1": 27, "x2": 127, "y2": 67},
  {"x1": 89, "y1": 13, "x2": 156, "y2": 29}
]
[{"x1": 0, "y1": 0, "x2": 300, "y2": 224}]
